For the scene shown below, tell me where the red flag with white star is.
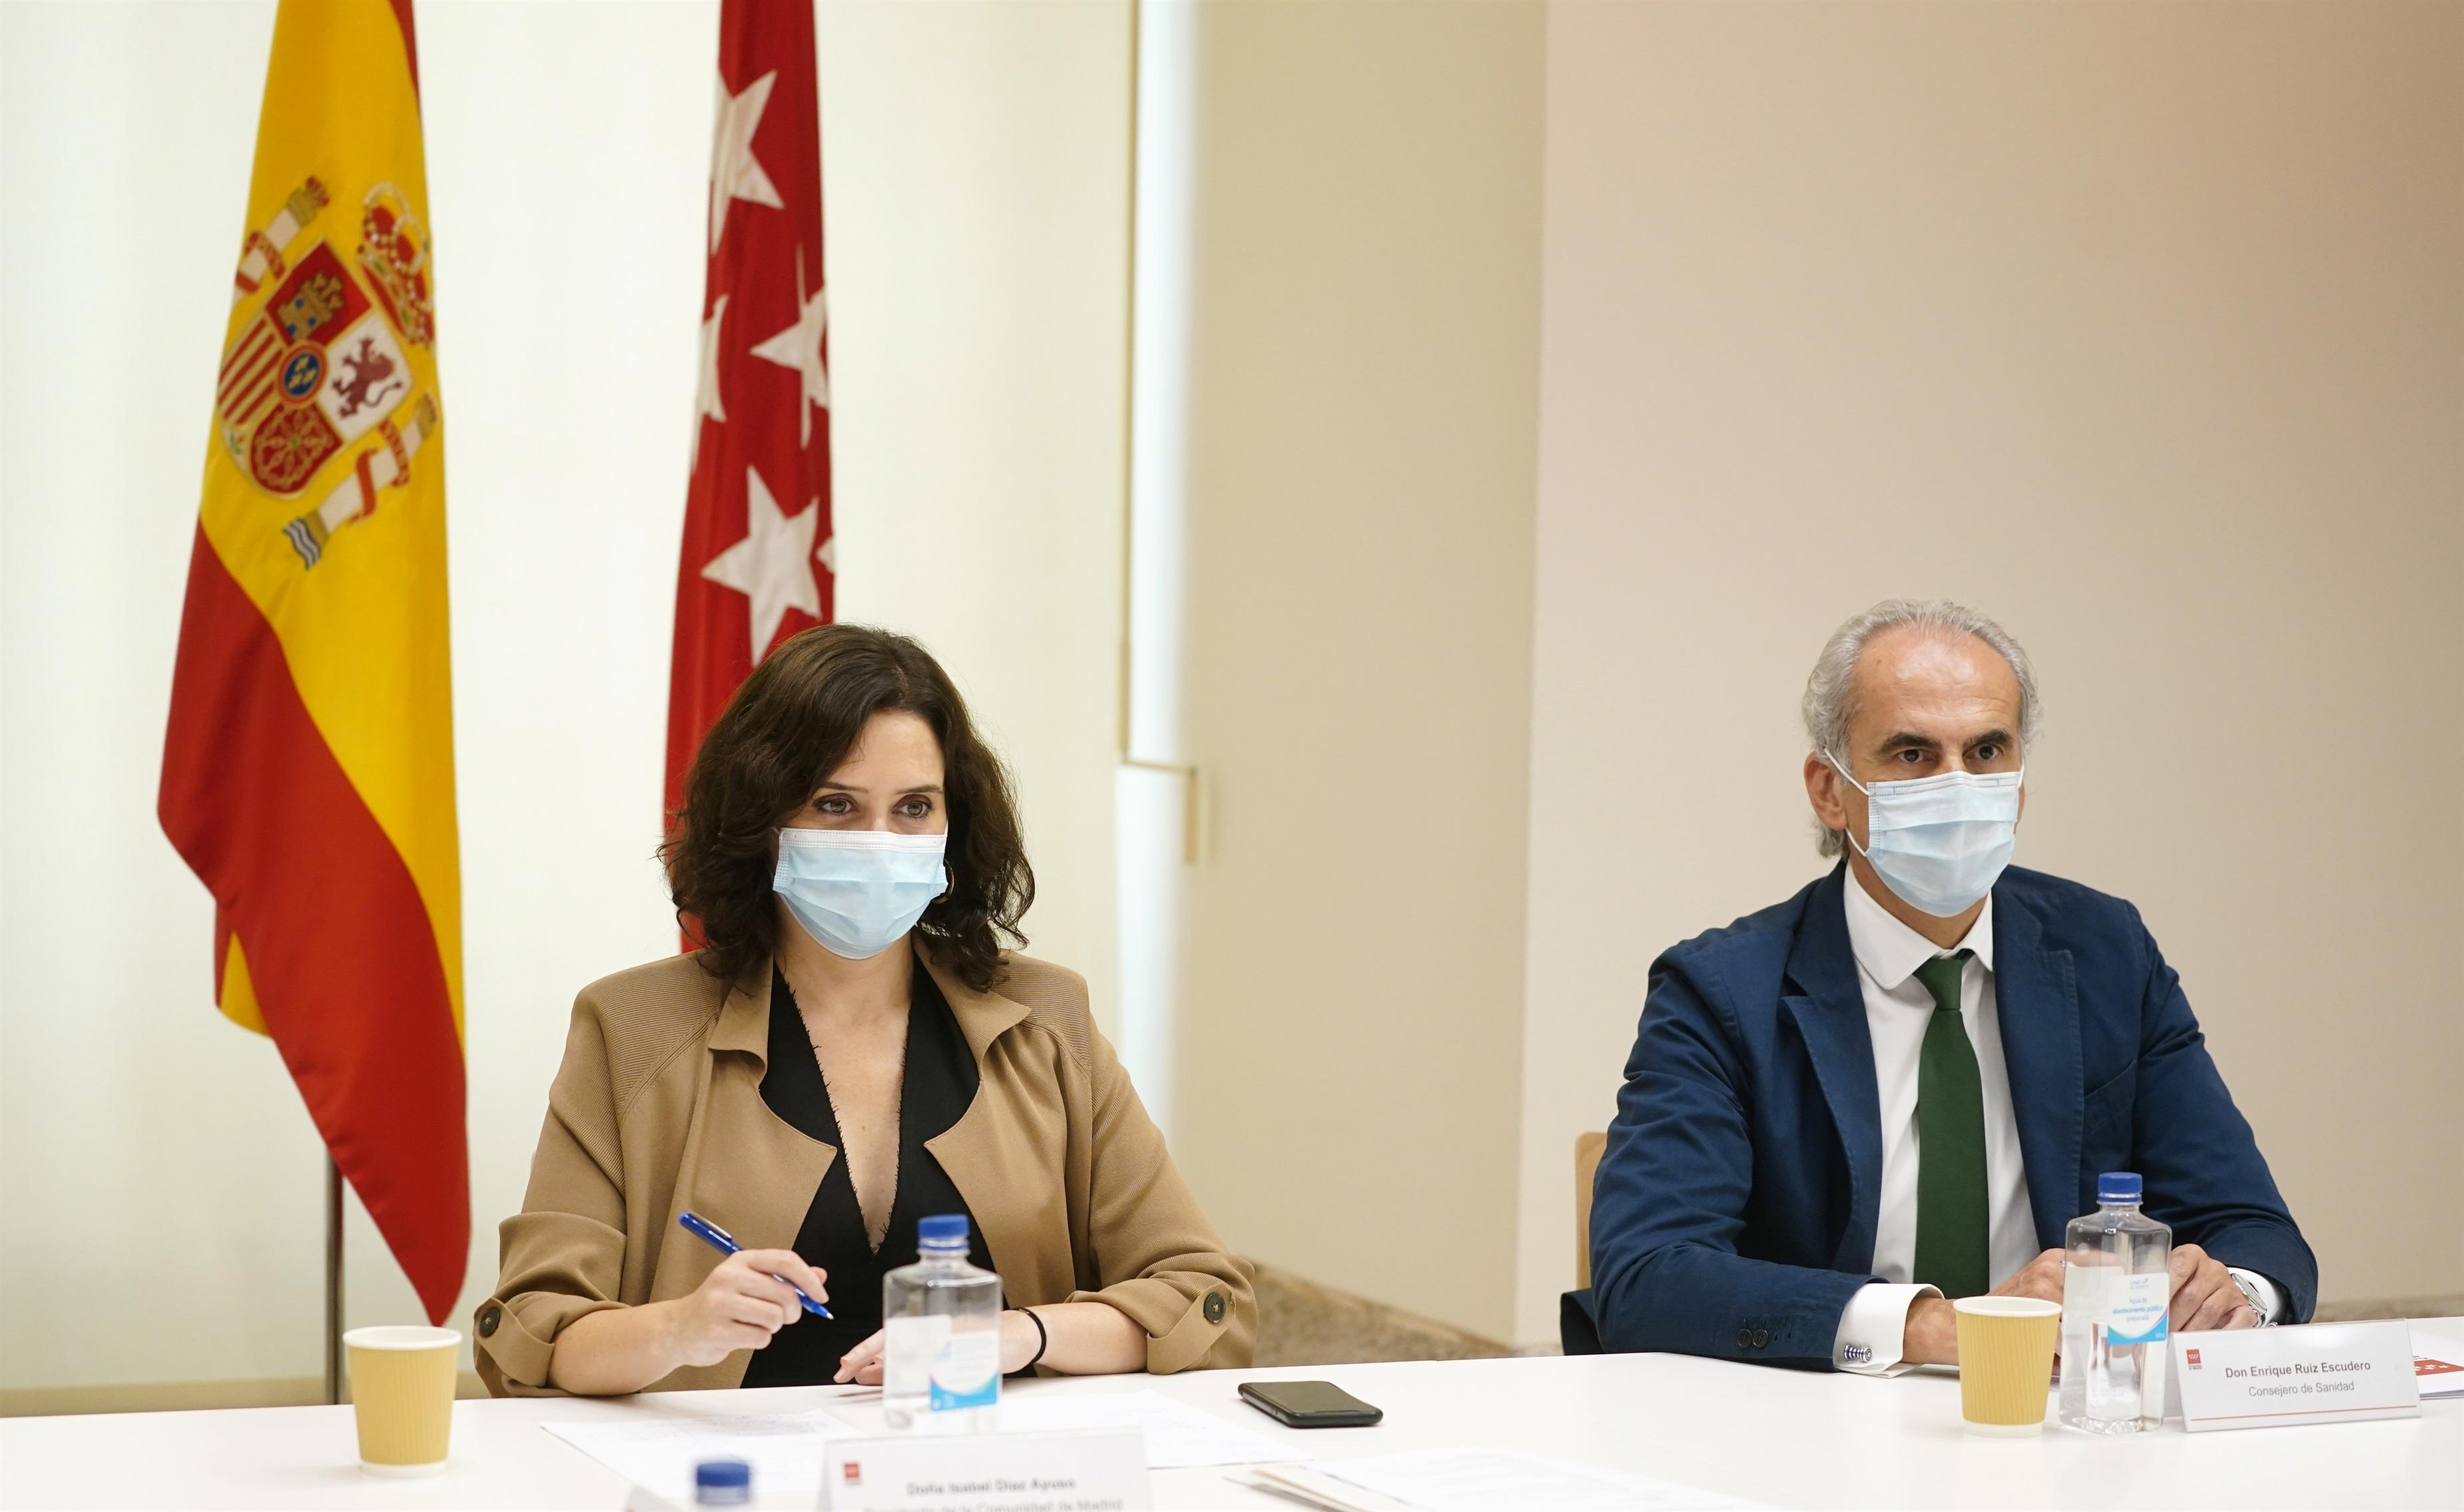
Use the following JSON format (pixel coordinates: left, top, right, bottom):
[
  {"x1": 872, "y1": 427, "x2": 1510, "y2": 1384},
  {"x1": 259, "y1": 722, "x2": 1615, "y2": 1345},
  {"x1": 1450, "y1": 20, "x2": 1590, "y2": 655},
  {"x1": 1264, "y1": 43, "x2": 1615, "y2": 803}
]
[{"x1": 667, "y1": 0, "x2": 832, "y2": 837}]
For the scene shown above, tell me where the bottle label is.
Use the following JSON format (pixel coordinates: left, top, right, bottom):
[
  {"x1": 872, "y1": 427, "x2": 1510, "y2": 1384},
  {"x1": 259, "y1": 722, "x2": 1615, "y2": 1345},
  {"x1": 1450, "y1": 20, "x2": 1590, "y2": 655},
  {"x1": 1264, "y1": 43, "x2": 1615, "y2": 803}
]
[
  {"x1": 927, "y1": 1325, "x2": 1000, "y2": 1411},
  {"x1": 2104, "y1": 1270, "x2": 2170, "y2": 1347}
]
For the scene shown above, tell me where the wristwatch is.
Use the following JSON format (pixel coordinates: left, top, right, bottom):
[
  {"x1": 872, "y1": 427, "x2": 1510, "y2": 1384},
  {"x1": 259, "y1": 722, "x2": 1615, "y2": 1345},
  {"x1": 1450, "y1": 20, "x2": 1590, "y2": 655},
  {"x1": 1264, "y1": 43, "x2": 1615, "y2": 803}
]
[{"x1": 2231, "y1": 1272, "x2": 2272, "y2": 1326}]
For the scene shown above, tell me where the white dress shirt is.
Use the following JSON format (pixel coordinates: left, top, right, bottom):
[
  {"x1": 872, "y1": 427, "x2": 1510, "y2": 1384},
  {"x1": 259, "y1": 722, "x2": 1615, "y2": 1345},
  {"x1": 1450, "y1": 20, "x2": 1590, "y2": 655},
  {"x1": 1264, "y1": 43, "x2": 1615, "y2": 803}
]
[{"x1": 1828, "y1": 873, "x2": 2282, "y2": 1375}]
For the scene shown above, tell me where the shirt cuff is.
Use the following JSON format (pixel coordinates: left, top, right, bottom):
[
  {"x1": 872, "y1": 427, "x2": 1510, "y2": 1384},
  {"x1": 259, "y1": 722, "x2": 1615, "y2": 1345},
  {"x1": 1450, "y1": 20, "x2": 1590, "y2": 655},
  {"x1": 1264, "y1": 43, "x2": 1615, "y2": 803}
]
[
  {"x1": 2226, "y1": 1267, "x2": 2286, "y2": 1324},
  {"x1": 1833, "y1": 1282, "x2": 1940, "y2": 1375}
]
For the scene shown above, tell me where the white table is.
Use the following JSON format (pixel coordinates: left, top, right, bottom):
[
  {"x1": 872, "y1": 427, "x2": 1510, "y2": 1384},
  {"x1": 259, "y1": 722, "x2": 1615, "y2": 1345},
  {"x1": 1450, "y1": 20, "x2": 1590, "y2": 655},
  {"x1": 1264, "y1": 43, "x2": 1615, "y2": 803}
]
[{"x1": 6, "y1": 1322, "x2": 2457, "y2": 1510}]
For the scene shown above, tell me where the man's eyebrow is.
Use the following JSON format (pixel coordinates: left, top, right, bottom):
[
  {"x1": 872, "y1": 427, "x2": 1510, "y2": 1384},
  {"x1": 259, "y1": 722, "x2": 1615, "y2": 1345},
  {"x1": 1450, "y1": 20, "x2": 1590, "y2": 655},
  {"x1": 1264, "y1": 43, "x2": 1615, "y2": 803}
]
[{"x1": 1965, "y1": 729, "x2": 2016, "y2": 748}]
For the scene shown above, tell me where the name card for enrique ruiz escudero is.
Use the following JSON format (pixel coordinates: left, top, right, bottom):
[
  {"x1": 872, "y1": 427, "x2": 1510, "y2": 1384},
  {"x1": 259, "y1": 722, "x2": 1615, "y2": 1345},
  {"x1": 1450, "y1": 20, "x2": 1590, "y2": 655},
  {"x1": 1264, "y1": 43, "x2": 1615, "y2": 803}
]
[
  {"x1": 818, "y1": 1429, "x2": 1150, "y2": 1512},
  {"x1": 2168, "y1": 1320, "x2": 2421, "y2": 1432}
]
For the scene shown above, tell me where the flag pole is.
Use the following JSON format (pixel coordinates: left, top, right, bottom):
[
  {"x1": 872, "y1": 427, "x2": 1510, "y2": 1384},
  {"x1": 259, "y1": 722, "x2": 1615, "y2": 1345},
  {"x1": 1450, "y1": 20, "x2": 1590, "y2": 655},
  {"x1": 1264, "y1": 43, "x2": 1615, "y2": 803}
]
[{"x1": 324, "y1": 1155, "x2": 344, "y2": 1404}]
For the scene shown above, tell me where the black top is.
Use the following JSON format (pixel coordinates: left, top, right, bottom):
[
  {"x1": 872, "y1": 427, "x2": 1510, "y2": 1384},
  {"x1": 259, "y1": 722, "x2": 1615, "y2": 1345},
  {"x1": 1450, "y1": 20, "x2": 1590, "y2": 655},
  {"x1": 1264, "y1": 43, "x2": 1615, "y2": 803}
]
[{"x1": 740, "y1": 961, "x2": 992, "y2": 1387}]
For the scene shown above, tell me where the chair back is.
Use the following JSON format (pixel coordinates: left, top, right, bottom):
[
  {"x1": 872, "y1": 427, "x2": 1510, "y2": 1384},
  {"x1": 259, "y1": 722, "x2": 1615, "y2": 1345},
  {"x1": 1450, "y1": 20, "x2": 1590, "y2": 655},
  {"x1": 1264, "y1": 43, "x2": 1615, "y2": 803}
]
[{"x1": 1572, "y1": 1131, "x2": 1608, "y2": 1290}]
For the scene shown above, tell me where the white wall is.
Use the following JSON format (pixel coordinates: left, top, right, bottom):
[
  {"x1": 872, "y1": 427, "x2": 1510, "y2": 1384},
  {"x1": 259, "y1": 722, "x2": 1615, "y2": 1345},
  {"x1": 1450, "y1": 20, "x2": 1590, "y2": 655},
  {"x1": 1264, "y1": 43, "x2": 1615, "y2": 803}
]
[
  {"x1": 1160, "y1": 0, "x2": 1546, "y2": 1344},
  {"x1": 2, "y1": 5, "x2": 334, "y2": 1391},
  {"x1": 820, "y1": 0, "x2": 1130, "y2": 1040},
  {"x1": 0, "y1": 0, "x2": 1129, "y2": 1400},
  {"x1": 1516, "y1": 0, "x2": 2464, "y2": 1341}
]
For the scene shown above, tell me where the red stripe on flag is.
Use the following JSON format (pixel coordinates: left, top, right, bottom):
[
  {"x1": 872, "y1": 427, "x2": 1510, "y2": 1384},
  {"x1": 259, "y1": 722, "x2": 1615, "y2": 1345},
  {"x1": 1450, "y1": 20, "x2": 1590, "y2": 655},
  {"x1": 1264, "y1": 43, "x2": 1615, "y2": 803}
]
[
  {"x1": 220, "y1": 338, "x2": 277, "y2": 399},
  {"x1": 158, "y1": 527, "x2": 467, "y2": 1323},
  {"x1": 387, "y1": 0, "x2": 420, "y2": 103},
  {"x1": 229, "y1": 389, "x2": 278, "y2": 428},
  {"x1": 222, "y1": 346, "x2": 279, "y2": 401},
  {"x1": 219, "y1": 332, "x2": 273, "y2": 388},
  {"x1": 227, "y1": 374, "x2": 282, "y2": 425}
]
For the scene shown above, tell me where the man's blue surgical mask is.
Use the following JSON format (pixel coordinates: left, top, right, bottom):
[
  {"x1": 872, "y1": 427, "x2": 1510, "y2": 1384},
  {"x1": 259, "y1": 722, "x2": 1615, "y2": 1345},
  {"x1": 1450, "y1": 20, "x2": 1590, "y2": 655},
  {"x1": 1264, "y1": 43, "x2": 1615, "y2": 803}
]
[
  {"x1": 1825, "y1": 752, "x2": 2023, "y2": 917},
  {"x1": 772, "y1": 828, "x2": 948, "y2": 960}
]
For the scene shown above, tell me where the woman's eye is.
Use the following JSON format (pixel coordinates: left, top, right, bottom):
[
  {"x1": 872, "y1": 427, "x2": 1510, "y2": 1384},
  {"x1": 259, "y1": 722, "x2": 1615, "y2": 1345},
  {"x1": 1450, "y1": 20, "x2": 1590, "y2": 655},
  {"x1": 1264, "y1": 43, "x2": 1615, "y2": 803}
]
[
  {"x1": 816, "y1": 796, "x2": 852, "y2": 814},
  {"x1": 898, "y1": 798, "x2": 933, "y2": 819}
]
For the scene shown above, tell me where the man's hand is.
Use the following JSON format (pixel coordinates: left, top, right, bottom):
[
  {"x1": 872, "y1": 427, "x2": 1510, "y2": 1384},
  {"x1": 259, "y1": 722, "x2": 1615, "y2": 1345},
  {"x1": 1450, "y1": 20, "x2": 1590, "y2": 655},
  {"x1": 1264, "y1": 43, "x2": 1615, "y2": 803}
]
[
  {"x1": 2168, "y1": 1244, "x2": 2259, "y2": 1332},
  {"x1": 1994, "y1": 1249, "x2": 2068, "y2": 1306},
  {"x1": 1904, "y1": 1249, "x2": 2066, "y2": 1365}
]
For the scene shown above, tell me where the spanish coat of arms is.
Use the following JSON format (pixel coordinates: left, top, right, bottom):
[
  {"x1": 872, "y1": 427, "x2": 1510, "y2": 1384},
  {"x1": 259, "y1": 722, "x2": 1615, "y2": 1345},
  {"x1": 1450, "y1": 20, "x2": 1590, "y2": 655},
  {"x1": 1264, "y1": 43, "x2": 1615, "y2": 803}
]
[{"x1": 215, "y1": 178, "x2": 440, "y2": 569}]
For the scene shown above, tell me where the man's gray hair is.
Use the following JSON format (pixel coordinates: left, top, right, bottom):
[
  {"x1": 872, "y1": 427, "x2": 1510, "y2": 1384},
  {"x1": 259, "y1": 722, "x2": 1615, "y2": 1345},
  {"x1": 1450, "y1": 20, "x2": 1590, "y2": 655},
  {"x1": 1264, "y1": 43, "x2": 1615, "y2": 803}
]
[{"x1": 1802, "y1": 598, "x2": 2041, "y2": 857}]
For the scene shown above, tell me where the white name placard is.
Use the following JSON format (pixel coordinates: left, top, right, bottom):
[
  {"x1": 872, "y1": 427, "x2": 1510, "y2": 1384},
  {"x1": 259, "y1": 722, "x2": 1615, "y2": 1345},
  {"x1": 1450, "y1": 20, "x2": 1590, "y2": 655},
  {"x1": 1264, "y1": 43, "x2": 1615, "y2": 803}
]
[
  {"x1": 818, "y1": 1429, "x2": 1150, "y2": 1512},
  {"x1": 2169, "y1": 1320, "x2": 2421, "y2": 1432}
]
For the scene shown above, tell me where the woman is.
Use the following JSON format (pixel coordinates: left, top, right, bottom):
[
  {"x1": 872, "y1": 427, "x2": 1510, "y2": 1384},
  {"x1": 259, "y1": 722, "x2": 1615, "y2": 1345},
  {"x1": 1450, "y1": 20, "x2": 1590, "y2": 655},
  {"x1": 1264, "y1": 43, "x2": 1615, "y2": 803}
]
[{"x1": 475, "y1": 625, "x2": 1252, "y2": 1395}]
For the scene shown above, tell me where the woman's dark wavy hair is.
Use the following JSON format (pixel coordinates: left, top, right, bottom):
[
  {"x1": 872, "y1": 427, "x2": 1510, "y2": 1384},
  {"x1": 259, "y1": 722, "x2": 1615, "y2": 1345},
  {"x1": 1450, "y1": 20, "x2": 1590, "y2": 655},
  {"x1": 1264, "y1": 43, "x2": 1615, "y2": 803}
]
[{"x1": 662, "y1": 624, "x2": 1032, "y2": 992}]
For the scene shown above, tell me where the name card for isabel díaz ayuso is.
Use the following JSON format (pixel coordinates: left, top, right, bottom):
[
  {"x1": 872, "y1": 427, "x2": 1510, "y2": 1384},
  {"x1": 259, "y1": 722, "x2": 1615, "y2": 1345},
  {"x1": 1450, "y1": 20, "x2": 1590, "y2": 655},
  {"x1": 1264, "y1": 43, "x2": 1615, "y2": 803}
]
[
  {"x1": 818, "y1": 1429, "x2": 1149, "y2": 1512},
  {"x1": 2168, "y1": 1320, "x2": 2421, "y2": 1432}
]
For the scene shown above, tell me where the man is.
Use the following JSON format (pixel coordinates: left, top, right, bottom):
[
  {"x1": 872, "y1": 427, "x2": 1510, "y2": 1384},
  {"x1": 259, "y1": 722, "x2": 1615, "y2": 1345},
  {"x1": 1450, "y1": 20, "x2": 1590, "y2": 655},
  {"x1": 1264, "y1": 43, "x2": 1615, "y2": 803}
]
[{"x1": 1568, "y1": 599, "x2": 2311, "y2": 1371}]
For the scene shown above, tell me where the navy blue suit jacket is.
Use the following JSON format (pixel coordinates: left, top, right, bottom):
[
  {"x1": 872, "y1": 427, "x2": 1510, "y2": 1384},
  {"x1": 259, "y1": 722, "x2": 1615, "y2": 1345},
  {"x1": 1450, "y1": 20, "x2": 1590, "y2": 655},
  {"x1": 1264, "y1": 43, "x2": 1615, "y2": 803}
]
[{"x1": 1566, "y1": 864, "x2": 2313, "y2": 1365}]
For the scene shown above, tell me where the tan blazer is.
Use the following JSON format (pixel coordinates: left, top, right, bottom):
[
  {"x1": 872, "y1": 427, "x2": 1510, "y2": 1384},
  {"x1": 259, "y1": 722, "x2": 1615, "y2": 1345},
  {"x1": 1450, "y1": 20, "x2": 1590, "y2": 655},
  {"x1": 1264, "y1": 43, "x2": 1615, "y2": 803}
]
[{"x1": 475, "y1": 946, "x2": 1253, "y2": 1395}]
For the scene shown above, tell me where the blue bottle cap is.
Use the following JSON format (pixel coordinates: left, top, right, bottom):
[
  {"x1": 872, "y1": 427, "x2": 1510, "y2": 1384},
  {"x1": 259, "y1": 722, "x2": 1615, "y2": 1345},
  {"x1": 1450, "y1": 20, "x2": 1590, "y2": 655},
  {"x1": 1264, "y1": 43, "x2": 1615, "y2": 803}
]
[
  {"x1": 918, "y1": 1213, "x2": 970, "y2": 1247},
  {"x1": 695, "y1": 1459, "x2": 751, "y2": 1505},
  {"x1": 2097, "y1": 1171, "x2": 2143, "y2": 1203}
]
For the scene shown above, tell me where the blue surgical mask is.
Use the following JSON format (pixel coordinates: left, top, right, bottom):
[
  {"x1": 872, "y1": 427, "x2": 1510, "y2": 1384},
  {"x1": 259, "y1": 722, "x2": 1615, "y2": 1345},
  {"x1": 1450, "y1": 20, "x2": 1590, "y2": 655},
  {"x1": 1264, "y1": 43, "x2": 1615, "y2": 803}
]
[
  {"x1": 1825, "y1": 752, "x2": 2022, "y2": 917},
  {"x1": 772, "y1": 829, "x2": 948, "y2": 960}
]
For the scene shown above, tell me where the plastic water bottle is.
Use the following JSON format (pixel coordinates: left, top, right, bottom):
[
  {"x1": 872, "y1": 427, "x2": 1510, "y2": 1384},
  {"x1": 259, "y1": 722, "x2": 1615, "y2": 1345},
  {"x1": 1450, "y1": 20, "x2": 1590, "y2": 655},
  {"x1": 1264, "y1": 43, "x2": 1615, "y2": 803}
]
[
  {"x1": 693, "y1": 1458, "x2": 751, "y2": 1505},
  {"x1": 881, "y1": 1213, "x2": 1003, "y2": 1432},
  {"x1": 2059, "y1": 1171, "x2": 2172, "y2": 1433}
]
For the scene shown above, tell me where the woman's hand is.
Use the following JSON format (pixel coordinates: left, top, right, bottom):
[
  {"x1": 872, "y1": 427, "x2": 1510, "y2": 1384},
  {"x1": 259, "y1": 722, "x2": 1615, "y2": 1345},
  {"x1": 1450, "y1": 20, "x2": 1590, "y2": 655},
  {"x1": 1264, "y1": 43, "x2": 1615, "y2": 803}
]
[
  {"x1": 833, "y1": 1306, "x2": 1140, "y2": 1385},
  {"x1": 998, "y1": 1309, "x2": 1044, "y2": 1374},
  {"x1": 834, "y1": 1327, "x2": 886, "y2": 1385},
  {"x1": 547, "y1": 1248, "x2": 828, "y2": 1396},
  {"x1": 830, "y1": 1310, "x2": 1045, "y2": 1385},
  {"x1": 667, "y1": 1249, "x2": 829, "y2": 1368}
]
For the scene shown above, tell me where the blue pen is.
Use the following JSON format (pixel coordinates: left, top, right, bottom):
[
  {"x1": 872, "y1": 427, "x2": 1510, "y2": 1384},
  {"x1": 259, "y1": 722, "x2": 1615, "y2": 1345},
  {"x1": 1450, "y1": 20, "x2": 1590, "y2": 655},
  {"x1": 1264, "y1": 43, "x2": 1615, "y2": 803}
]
[{"x1": 677, "y1": 1211, "x2": 832, "y2": 1319}]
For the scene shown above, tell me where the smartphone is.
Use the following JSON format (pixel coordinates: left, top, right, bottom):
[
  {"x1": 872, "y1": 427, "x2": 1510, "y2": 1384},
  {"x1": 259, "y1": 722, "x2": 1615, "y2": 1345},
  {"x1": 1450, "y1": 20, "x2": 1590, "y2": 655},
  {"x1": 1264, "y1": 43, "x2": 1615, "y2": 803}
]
[{"x1": 1237, "y1": 1379, "x2": 1384, "y2": 1428}]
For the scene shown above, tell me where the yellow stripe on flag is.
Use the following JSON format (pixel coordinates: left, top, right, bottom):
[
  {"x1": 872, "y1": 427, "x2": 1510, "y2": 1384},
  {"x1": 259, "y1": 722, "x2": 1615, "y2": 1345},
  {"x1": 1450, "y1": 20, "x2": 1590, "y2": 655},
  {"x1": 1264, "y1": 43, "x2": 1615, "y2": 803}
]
[{"x1": 218, "y1": 932, "x2": 268, "y2": 1036}]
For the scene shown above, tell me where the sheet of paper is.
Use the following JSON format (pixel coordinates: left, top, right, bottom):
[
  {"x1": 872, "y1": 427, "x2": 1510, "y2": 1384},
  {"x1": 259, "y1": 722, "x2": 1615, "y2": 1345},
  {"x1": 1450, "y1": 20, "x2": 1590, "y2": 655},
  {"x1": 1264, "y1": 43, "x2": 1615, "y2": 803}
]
[
  {"x1": 545, "y1": 1407, "x2": 860, "y2": 1508},
  {"x1": 546, "y1": 1387, "x2": 1295, "y2": 1504},
  {"x1": 2411, "y1": 1324, "x2": 2464, "y2": 1399},
  {"x1": 1317, "y1": 1448, "x2": 1764, "y2": 1512},
  {"x1": 995, "y1": 1389, "x2": 1301, "y2": 1468},
  {"x1": 1233, "y1": 1463, "x2": 1415, "y2": 1512}
]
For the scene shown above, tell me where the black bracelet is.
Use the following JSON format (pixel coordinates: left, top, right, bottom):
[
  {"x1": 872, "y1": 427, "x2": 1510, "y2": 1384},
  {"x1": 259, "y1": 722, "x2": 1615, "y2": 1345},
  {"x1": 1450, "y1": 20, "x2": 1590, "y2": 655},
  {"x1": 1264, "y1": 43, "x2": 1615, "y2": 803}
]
[{"x1": 1018, "y1": 1307, "x2": 1048, "y2": 1370}]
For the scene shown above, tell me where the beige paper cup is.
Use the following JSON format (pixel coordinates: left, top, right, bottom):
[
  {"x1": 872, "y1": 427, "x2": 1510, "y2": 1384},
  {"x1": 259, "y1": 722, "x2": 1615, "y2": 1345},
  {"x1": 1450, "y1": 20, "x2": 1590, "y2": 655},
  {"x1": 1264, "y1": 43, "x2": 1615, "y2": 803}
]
[
  {"x1": 344, "y1": 1325, "x2": 460, "y2": 1475},
  {"x1": 1954, "y1": 1296, "x2": 2060, "y2": 1435}
]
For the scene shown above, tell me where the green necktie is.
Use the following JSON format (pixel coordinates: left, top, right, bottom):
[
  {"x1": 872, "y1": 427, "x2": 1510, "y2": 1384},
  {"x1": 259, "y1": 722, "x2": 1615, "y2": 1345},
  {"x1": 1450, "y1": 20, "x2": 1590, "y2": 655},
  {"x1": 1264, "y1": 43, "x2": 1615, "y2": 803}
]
[{"x1": 1911, "y1": 950, "x2": 1989, "y2": 1299}]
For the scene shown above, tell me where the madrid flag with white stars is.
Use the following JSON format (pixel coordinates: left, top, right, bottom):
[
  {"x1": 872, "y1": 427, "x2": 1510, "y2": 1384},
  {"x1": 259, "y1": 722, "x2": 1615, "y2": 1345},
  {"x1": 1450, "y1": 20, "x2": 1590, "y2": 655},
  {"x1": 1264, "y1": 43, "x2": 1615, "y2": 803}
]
[{"x1": 667, "y1": 0, "x2": 832, "y2": 826}]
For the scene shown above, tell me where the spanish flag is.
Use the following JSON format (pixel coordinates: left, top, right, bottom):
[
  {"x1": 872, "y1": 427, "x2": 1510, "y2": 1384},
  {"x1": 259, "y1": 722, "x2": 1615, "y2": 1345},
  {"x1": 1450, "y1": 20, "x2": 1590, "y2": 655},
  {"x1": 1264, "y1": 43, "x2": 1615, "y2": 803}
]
[{"x1": 158, "y1": 0, "x2": 466, "y2": 1324}]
